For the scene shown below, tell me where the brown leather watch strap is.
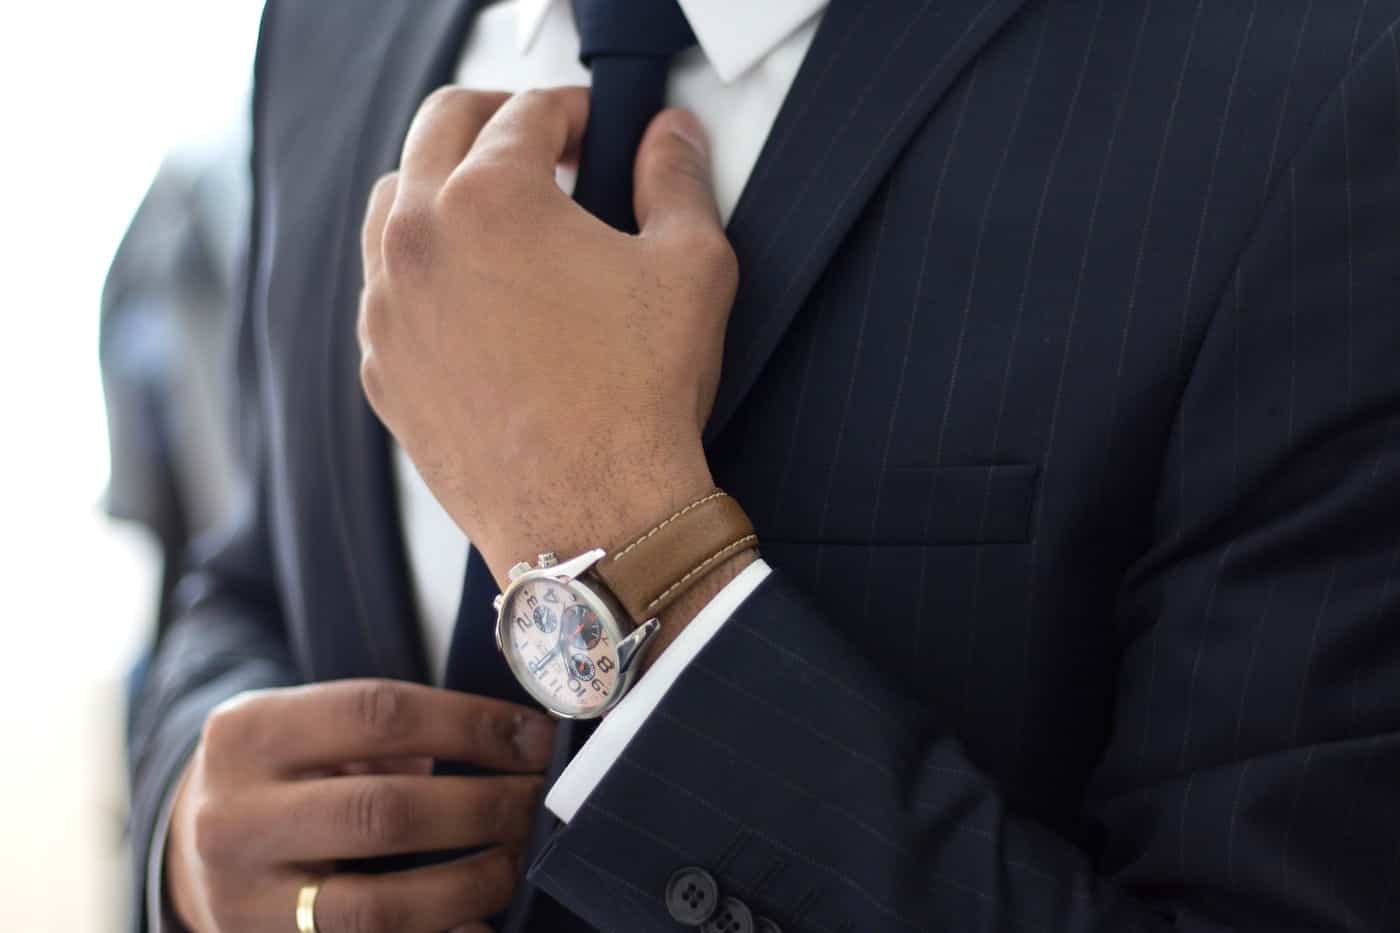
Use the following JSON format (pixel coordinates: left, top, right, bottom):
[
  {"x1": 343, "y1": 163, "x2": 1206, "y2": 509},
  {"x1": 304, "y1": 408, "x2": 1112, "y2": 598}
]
[{"x1": 592, "y1": 490, "x2": 757, "y2": 622}]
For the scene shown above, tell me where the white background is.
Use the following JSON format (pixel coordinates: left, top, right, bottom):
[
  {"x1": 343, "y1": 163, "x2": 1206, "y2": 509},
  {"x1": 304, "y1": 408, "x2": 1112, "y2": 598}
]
[{"x1": 0, "y1": 2, "x2": 264, "y2": 928}]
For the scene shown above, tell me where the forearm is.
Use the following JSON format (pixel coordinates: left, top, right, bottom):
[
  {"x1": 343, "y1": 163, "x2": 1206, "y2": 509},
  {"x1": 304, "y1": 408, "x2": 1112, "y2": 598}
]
[
  {"x1": 530, "y1": 573, "x2": 1194, "y2": 933},
  {"x1": 530, "y1": 570, "x2": 1400, "y2": 932}
]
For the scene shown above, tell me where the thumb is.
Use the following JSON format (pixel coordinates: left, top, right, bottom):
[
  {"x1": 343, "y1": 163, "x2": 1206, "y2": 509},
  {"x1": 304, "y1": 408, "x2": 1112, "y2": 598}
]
[{"x1": 633, "y1": 108, "x2": 722, "y2": 236}]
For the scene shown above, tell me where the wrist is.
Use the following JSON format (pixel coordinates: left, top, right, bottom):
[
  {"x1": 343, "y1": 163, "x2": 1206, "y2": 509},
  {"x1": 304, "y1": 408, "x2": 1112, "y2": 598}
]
[
  {"x1": 476, "y1": 450, "x2": 715, "y2": 587},
  {"x1": 490, "y1": 484, "x2": 756, "y2": 720}
]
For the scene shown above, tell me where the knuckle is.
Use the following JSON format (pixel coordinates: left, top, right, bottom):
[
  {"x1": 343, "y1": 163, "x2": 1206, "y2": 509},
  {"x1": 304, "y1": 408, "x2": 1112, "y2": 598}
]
[
  {"x1": 421, "y1": 83, "x2": 471, "y2": 114},
  {"x1": 201, "y1": 693, "x2": 256, "y2": 762},
  {"x1": 381, "y1": 203, "x2": 435, "y2": 276},
  {"x1": 358, "y1": 288, "x2": 390, "y2": 350},
  {"x1": 368, "y1": 172, "x2": 398, "y2": 210},
  {"x1": 421, "y1": 84, "x2": 492, "y2": 123},
  {"x1": 471, "y1": 707, "x2": 515, "y2": 762},
  {"x1": 358, "y1": 352, "x2": 384, "y2": 407},
  {"x1": 203, "y1": 688, "x2": 285, "y2": 766},
  {"x1": 345, "y1": 781, "x2": 416, "y2": 848},
  {"x1": 517, "y1": 86, "x2": 563, "y2": 121},
  {"x1": 416, "y1": 86, "x2": 500, "y2": 157},
  {"x1": 679, "y1": 226, "x2": 737, "y2": 283},
  {"x1": 189, "y1": 794, "x2": 240, "y2": 865},
  {"x1": 442, "y1": 160, "x2": 516, "y2": 218},
  {"x1": 353, "y1": 681, "x2": 412, "y2": 742},
  {"x1": 200, "y1": 707, "x2": 237, "y2": 760}
]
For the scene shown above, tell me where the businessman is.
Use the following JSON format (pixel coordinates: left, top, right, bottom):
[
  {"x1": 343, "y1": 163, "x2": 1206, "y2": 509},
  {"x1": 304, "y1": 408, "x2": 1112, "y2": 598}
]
[{"x1": 129, "y1": 0, "x2": 1400, "y2": 930}]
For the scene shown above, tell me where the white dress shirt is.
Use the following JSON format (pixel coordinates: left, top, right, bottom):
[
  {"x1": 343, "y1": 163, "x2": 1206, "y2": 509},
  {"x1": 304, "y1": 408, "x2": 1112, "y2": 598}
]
[
  {"x1": 396, "y1": 0, "x2": 824, "y2": 820},
  {"x1": 152, "y1": 1, "x2": 820, "y2": 926}
]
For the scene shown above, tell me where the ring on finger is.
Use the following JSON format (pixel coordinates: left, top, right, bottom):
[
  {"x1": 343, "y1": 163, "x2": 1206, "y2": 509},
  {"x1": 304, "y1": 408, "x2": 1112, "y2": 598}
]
[{"x1": 296, "y1": 877, "x2": 325, "y2": 933}]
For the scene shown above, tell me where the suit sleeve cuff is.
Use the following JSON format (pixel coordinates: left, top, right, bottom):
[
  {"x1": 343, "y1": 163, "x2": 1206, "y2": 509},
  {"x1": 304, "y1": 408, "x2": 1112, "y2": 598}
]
[
  {"x1": 145, "y1": 759, "x2": 190, "y2": 932},
  {"x1": 544, "y1": 558, "x2": 772, "y2": 822}
]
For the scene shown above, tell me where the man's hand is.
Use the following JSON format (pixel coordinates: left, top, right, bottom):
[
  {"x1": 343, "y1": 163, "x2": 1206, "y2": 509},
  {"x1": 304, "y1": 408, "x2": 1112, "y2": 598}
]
[
  {"x1": 165, "y1": 680, "x2": 556, "y2": 933},
  {"x1": 357, "y1": 86, "x2": 739, "y2": 585}
]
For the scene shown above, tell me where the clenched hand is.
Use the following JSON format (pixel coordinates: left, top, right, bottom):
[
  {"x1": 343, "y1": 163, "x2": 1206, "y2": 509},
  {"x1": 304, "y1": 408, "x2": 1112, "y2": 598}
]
[
  {"x1": 164, "y1": 680, "x2": 556, "y2": 932},
  {"x1": 357, "y1": 86, "x2": 738, "y2": 586}
]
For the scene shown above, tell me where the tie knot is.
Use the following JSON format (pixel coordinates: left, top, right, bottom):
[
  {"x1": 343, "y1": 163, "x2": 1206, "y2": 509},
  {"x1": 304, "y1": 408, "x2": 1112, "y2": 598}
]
[{"x1": 572, "y1": 0, "x2": 697, "y2": 65}]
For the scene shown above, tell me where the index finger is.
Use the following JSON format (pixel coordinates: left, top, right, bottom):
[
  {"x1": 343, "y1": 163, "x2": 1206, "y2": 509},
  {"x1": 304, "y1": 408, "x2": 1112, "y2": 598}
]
[
  {"x1": 399, "y1": 86, "x2": 512, "y2": 186},
  {"x1": 219, "y1": 680, "x2": 556, "y2": 776},
  {"x1": 456, "y1": 86, "x2": 590, "y2": 186}
]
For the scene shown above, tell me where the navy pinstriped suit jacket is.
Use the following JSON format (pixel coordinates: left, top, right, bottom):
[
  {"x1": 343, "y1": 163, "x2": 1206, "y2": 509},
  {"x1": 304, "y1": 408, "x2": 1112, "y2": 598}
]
[{"x1": 128, "y1": 0, "x2": 1400, "y2": 929}]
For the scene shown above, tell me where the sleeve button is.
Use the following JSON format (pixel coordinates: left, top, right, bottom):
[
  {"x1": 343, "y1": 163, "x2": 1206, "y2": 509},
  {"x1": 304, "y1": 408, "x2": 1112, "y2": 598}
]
[
  {"x1": 665, "y1": 867, "x2": 720, "y2": 925},
  {"x1": 702, "y1": 896, "x2": 754, "y2": 933}
]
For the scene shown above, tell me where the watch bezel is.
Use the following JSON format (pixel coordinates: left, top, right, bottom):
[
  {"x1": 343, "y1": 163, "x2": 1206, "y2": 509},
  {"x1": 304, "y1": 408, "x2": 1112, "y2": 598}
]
[{"x1": 494, "y1": 557, "x2": 637, "y2": 720}]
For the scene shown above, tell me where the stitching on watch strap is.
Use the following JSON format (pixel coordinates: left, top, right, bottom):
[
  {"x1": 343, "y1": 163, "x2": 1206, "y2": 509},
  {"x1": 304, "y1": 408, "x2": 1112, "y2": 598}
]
[
  {"x1": 644, "y1": 533, "x2": 759, "y2": 612},
  {"x1": 610, "y1": 490, "x2": 727, "y2": 563}
]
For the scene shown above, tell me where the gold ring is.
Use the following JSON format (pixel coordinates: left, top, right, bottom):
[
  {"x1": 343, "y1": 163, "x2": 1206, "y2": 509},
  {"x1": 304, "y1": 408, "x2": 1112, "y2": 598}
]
[{"x1": 296, "y1": 879, "x2": 323, "y2": 933}]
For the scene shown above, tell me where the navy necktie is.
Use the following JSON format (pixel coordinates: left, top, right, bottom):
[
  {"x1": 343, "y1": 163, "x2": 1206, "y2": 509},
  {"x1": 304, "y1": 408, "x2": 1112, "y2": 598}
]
[
  {"x1": 571, "y1": 0, "x2": 698, "y2": 231},
  {"x1": 441, "y1": 0, "x2": 697, "y2": 702}
]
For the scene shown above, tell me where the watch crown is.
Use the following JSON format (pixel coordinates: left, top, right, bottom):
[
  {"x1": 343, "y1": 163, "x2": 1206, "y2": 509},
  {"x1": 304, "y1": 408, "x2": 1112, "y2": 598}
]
[
  {"x1": 492, "y1": 594, "x2": 503, "y2": 612},
  {"x1": 537, "y1": 552, "x2": 559, "y2": 569},
  {"x1": 507, "y1": 561, "x2": 532, "y2": 581}
]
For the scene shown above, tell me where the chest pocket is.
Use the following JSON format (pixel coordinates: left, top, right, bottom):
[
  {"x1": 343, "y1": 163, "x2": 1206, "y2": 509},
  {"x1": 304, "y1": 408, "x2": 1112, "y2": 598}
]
[{"x1": 756, "y1": 462, "x2": 1039, "y2": 547}]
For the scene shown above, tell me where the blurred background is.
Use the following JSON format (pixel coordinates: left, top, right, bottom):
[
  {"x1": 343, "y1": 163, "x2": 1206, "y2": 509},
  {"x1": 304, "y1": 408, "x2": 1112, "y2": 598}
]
[{"x1": 0, "y1": 2, "x2": 265, "y2": 928}]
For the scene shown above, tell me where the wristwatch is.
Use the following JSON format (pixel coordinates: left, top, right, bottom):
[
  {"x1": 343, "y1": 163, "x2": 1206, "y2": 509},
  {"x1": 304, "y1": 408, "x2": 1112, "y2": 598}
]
[{"x1": 492, "y1": 490, "x2": 756, "y2": 719}]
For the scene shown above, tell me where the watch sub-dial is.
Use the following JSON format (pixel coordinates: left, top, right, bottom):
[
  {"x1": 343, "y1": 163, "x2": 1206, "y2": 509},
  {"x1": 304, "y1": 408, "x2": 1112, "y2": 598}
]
[
  {"x1": 532, "y1": 604, "x2": 559, "y2": 633},
  {"x1": 569, "y1": 653, "x2": 596, "y2": 681},
  {"x1": 562, "y1": 604, "x2": 603, "y2": 650}
]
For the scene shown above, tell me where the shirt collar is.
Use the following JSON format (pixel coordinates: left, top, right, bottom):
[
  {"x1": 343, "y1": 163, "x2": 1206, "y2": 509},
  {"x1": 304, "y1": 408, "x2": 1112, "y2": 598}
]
[{"x1": 516, "y1": 0, "x2": 827, "y2": 83}]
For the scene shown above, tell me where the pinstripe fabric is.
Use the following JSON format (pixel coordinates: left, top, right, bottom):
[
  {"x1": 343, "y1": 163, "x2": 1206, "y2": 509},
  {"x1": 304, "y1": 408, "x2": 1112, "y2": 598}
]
[
  {"x1": 126, "y1": 0, "x2": 1400, "y2": 930},
  {"x1": 542, "y1": 1, "x2": 1400, "y2": 929}
]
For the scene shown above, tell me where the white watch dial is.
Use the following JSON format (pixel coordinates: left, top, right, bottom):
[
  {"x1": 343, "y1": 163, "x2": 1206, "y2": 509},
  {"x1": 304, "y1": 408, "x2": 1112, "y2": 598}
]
[{"x1": 500, "y1": 575, "x2": 623, "y2": 718}]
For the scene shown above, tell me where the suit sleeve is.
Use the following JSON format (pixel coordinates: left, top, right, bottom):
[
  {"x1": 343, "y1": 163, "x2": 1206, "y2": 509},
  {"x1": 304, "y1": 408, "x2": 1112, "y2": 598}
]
[
  {"x1": 527, "y1": 26, "x2": 1400, "y2": 933},
  {"x1": 124, "y1": 54, "x2": 300, "y2": 933}
]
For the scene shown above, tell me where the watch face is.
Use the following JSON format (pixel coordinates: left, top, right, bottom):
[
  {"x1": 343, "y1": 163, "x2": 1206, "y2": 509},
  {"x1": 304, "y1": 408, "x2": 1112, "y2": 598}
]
[{"x1": 499, "y1": 575, "x2": 624, "y2": 718}]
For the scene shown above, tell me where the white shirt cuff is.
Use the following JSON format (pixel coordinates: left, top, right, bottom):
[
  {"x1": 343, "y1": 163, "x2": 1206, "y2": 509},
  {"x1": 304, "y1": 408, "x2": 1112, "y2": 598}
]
[{"x1": 544, "y1": 558, "x2": 772, "y2": 822}]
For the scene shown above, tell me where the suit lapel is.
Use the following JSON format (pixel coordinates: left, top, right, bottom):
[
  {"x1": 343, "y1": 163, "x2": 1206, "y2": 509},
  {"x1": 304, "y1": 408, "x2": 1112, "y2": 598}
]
[
  {"x1": 320, "y1": 0, "x2": 483, "y2": 683},
  {"x1": 707, "y1": 0, "x2": 1035, "y2": 443}
]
